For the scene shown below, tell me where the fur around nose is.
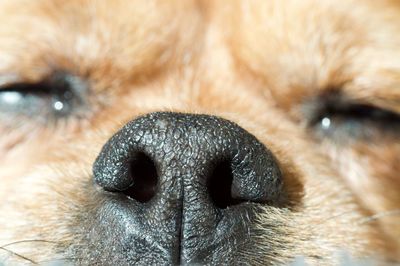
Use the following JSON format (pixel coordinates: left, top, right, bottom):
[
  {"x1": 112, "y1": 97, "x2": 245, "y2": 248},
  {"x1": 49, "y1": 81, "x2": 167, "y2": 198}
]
[{"x1": 92, "y1": 112, "x2": 283, "y2": 264}]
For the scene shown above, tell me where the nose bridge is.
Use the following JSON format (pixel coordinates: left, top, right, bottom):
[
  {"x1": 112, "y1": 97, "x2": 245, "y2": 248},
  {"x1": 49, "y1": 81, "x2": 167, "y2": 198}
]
[{"x1": 148, "y1": 115, "x2": 218, "y2": 221}]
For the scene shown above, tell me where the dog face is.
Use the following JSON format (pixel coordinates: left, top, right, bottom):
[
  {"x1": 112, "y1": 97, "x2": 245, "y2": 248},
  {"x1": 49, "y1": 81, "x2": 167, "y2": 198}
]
[{"x1": 0, "y1": 0, "x2": 399, "y2": 264}]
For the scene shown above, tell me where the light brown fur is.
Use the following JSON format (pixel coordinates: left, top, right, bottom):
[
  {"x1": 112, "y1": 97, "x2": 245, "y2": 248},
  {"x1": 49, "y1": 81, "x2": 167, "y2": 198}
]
[{"x1": 0, "y1": 0, "x2": 399, "y2": 265}]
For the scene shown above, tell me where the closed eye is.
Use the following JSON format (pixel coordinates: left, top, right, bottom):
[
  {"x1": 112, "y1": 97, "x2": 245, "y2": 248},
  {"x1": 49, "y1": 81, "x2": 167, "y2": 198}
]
[
  {"x1": 306, "y1": 91, "x2": 400, "y2": 140},
  {"x1": 0, "y1": 72, "x2": 89, "y2": 126}
]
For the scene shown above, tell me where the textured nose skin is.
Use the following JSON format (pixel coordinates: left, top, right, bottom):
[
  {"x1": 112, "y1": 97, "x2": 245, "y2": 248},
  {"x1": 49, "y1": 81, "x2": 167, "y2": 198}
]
[{"x1": 93, "y1": 112, "x2": 283, "y2": 264}]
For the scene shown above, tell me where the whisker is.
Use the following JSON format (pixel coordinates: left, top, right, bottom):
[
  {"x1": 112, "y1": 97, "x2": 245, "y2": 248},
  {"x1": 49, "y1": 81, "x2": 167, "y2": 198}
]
[
  {"x1": 357, "y1": 209, "x2": 400, "y2": 225},
  {"x1": 0, "y1": 246, "x2": 37, "y2": 264},
  {"x1": 1, "y1": 239, "x2": 57, "y2": 248},
  {"x1": 37, "y1": 257, "x2": 78, "y2": 265},
  {"x1": 301, "y1": 210, "x2": 356, "y2": 232}
]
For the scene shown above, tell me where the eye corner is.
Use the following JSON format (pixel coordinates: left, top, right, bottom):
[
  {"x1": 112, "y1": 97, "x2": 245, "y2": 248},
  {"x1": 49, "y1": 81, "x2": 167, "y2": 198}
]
[
  {"x1": 44, "y1": 71, "x2": 90, "y2": 113},
  {"x1": 302, "y1": 90, "x2": 343, "y2": 125}
]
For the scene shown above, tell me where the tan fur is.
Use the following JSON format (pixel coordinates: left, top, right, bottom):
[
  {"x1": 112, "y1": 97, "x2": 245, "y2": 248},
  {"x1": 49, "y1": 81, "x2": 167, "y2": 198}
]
[{"x1": 0, "y1": 0, "x2": 399, "y2": 265}]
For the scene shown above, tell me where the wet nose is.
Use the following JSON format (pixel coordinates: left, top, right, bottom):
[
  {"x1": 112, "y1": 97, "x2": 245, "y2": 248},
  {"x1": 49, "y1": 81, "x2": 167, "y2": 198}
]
[{"x1": 93, "y1": 112, "x2": 284, "y2": 264}]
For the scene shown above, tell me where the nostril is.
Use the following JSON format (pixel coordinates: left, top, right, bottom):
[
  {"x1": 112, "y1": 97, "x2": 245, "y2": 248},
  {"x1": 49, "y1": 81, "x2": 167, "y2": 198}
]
[
  {"x1": 123, "y1": 152, "x2": 158, "y2": 203},
  {"x1": 207, "y1": 160, "x2": 243, "y2": 209},
  {"x1": 94, "y1": 112, "x2": 284, "y2": 212}
]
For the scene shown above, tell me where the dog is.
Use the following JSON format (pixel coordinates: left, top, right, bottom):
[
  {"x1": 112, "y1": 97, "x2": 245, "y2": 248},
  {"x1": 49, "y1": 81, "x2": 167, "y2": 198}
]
[{"x1": 0, "y1": 0, "x2": 399, "y2": 265}]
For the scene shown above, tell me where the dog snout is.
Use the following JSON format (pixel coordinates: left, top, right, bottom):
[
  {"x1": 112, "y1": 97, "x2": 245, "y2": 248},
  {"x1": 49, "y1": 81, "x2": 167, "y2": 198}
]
[{"x1": 92, "y1": 112, "x2": 284, "y2": 264}]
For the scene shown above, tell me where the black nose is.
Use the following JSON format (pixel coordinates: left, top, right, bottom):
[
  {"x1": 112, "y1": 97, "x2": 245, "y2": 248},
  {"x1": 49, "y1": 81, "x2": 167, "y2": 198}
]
[{"x1": 92, "y1": 112, "x2": 283, "y2": 265}]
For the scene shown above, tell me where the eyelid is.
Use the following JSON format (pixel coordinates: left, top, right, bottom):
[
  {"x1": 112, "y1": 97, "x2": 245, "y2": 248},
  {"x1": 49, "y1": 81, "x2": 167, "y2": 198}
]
[
  {"x1": 0, "y1": 72, "x2": 87, "y2": 95},
  {"x1": 0, "y1": 81, "x2": 52, "y2": 95},
  {"x1": 305, "y1": 90, "x2": 398, "y2": 122},
  {"x1": 356, "y1": 98, "x2": 400, "y2": 117},
  {"x1": 0, "y1": 74, "x2": 24, "y2": 89}
]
